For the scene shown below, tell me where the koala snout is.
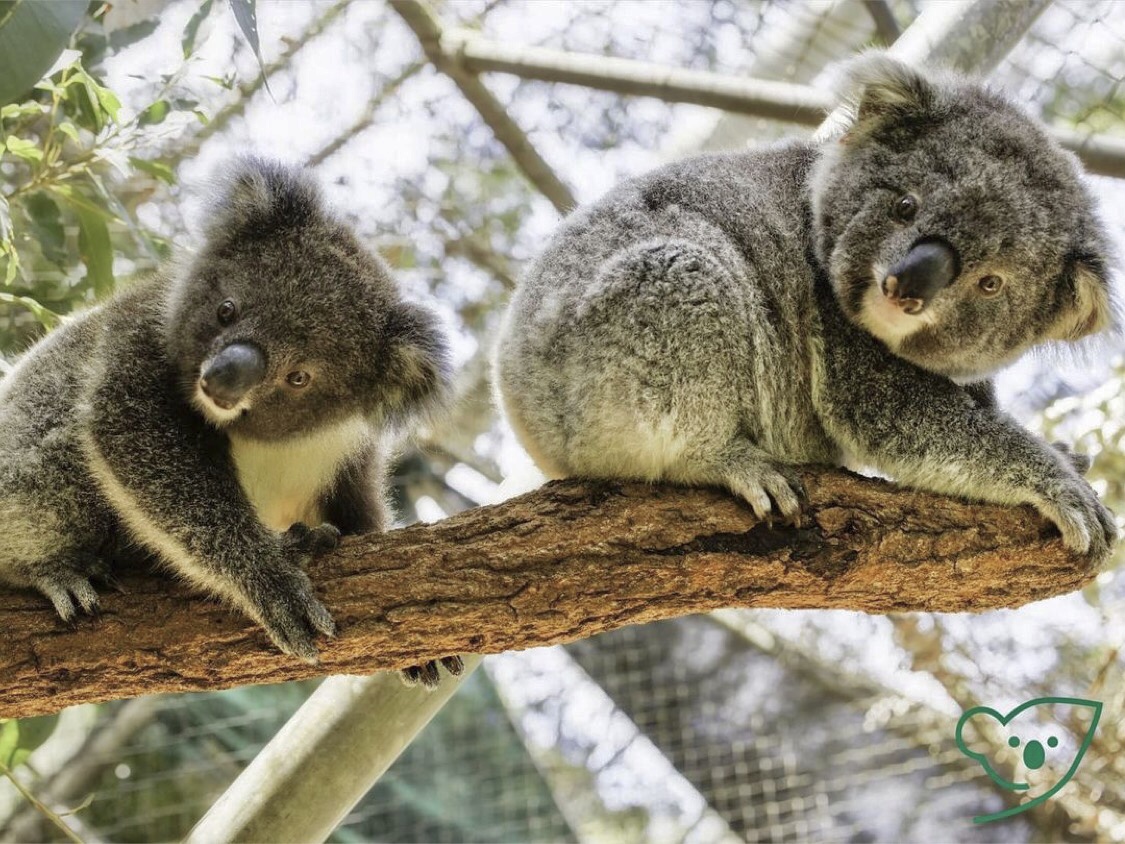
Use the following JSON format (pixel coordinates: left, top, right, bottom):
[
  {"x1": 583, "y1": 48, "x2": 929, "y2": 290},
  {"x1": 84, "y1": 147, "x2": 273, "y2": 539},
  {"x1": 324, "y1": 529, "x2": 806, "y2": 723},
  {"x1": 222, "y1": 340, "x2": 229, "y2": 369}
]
[
  {"x1": 882, "y1": 239, "x2": 960, "y2": 314},
  {"x1": 200, "y1": 343, "x2": 267, "y2": 408}
]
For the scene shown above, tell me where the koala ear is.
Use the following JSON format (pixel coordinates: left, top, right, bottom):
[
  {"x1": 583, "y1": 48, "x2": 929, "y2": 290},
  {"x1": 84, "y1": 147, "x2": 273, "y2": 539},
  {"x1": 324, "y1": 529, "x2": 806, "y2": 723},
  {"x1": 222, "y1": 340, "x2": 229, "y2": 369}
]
[
  {"x1": 205, "y1": 156, "x2": 324, "y2": 241},
  {"x1": 1047, "y1": 250, "x2": 1115, "y2": 341},
  {"x1": 378, "y1": 301, "x2": 451, "y2": 425},
  {"x1": 836, "y1": 51, "x2": 937, "y2": 130}
]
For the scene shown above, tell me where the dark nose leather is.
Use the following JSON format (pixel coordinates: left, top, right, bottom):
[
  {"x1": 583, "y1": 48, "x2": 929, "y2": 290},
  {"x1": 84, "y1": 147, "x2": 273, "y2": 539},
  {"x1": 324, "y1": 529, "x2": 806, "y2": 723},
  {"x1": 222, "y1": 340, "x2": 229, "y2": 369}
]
[
  {"x1": 883, "y1": 239, "x2": 960, "y2": 312},
  {"x1": 200, "y1": 343, "x2": 266, "y2": 407}
]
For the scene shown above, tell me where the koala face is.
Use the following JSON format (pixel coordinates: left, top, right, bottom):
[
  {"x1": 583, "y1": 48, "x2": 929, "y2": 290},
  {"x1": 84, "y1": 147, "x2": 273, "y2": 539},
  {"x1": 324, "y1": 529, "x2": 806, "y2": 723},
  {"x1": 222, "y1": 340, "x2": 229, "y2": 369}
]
[
  {"x1": 812, "y1": 55, "x2": 1115, "y2": 381},
  {"x1": 164, "y1": 159, "x2": 448, "y2": 442}
]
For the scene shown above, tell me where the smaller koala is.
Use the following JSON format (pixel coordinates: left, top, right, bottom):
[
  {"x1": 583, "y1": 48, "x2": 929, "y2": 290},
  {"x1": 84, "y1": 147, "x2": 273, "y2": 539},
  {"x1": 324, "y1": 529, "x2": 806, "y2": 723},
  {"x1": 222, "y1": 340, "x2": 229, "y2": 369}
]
[
  {"x1": 496, "y1": 54, "x2": 1118, "y2": 562},
  {"x1": 0, "y1": 158, "x2": 455, "y2": 676}
]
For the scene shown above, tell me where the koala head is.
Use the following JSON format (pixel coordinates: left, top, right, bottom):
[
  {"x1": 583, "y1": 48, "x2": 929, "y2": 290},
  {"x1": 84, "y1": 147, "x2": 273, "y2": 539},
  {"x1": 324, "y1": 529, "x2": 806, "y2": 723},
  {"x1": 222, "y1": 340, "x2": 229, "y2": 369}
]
[
  {"x1": 811, "y1": 53, "x2": 1116, "y2": 381},
  {"x1": 163, "y1": 158, "x2": 449, "y2": 441}
]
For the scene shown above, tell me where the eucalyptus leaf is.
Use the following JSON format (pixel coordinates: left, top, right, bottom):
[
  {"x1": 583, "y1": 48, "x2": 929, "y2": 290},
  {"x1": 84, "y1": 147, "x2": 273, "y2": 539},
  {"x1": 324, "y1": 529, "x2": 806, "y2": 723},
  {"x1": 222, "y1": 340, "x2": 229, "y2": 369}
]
[
  {"x1": 129, "y1": 156, "x2": 175, "y2": 185},
  {"x1": 0, "y1": 0, "x2": 87, "y2": 106},
  {"x1": 51, "y1": 184, "x2": 118, "y2": 221},
  {"x1": 0, "y1": 720, "x2": 18, "y2": 767},
  {"x1": 77, "y1": 207, "x2": 115, "y2": 297},
  {"x1": 23, "y1": 193, "x2": 67, "y2": 267},
  {"x1": 0, "y1": 290, "x2": 58, "y2": 326},
  {"x1": 4, "y1": 135, "x2": 43, "y2": 163},
  {"x1": 138, "y1": 98, "x2": 169, "y2": 126},
  {"x1": 182, "y1": 0, "x2": 215, "y2": 58},
  {"x1": 229, "y1": 0, "x2": 273, "y2": 97}
]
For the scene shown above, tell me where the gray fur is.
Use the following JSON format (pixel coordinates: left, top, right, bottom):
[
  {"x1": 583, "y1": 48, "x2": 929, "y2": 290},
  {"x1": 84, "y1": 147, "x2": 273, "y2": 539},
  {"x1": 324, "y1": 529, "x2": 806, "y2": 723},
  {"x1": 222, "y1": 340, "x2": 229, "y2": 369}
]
[
  {"x1": 496, "y1": 54, "x2": 1118, "y2": 562},
  {"x1": 0, "y1": 158, "x2": 450, "y2": 662}
]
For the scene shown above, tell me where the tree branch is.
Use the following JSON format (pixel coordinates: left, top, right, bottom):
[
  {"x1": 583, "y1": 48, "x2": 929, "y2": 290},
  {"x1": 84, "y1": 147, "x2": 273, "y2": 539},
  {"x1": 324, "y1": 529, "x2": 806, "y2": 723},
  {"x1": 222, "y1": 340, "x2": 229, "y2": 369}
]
[
  {"x1": 417, "y1": 5, "x2": 1125, "y2": 179},
  {"x1": 0, "y1": 470, "x2": 1096, "y2": 720},
  {"x1": 389, "y1": 0, "x2": 578, "y2": 213}
]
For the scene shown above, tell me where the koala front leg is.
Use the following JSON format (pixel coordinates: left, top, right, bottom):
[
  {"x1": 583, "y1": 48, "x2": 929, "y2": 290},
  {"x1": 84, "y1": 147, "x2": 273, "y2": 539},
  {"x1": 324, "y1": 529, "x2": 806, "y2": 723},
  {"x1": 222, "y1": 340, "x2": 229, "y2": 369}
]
[
  {"x1": 84, "y1": 370, "x2": 337, "y2": 662},
  {"x1": 817, "y1": 327, "x2": 1116, "y2": 562},
  {"x1": 964, "y1": 379, "x2": 1092, "y2": 475}
]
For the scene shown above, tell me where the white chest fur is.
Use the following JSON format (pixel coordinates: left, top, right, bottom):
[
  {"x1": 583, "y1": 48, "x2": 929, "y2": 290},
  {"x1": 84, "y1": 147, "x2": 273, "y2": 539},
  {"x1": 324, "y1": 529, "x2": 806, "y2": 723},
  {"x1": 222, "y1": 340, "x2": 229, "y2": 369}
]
[{"x1": 229, "y1": 416, "x2": 372, "y2": 532}]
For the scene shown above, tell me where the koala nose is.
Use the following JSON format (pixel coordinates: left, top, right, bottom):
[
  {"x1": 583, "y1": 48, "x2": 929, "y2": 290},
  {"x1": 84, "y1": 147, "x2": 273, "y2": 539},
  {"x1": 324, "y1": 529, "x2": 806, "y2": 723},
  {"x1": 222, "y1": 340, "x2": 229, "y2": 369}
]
[
  {"x1": 200, "y1": 343, "x2": 266, "y2": 408},
  {"x1": 882, "y1": 239, "x2": 960, "y2": 314}
]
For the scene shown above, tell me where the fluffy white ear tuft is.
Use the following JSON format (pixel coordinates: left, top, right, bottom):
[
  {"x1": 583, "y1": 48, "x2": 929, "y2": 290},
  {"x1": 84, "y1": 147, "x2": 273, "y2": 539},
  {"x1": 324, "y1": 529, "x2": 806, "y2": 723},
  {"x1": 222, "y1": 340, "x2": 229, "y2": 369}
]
[
  {"x1": 834, "y1": 51, "x2": 937, "y2": 128},
  {"x1": 1048, "y1": 254, "x2": 1115, "y2": 341}
]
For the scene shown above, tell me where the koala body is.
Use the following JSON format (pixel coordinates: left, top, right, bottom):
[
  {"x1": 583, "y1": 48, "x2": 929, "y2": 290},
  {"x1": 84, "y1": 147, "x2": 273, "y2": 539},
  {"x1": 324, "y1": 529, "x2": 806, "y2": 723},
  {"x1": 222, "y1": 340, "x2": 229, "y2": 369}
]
[
  {"x1": 0, "y1": 159, "x2": 449, "y2": 661},
  {"x1": 497, "y1": 55, "x2": 1118, "y2": 561}
]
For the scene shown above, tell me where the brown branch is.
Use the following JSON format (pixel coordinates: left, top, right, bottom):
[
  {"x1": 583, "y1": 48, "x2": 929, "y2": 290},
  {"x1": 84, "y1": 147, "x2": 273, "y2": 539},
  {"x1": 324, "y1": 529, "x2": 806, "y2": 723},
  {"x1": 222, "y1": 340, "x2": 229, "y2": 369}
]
[{"x1": 0, "y1": 469, "x2": 1097, "y2": 720}]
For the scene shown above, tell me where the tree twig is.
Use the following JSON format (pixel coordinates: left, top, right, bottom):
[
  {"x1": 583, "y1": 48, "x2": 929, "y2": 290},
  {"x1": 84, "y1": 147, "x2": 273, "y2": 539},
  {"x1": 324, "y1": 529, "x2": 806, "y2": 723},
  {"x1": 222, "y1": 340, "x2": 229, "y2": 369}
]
[{"x1": 389, "y1": 0, "x2": 577, "y2": 213}]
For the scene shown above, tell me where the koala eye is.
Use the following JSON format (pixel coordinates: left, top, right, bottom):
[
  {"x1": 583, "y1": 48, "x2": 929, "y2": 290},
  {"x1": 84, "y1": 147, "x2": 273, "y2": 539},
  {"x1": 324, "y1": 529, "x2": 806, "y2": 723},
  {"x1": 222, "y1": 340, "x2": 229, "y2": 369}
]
[
  {"x1": 1047, "y1": 736, "x2": 1058, "y2": 748},
  {"x1": 217, "y1": 299, "x2": 238, "y2": 325},
  {"x1": 978, "y1": 275, "x2": 1004, "y2": 296},
  {"x1": 1008, "y1": 736, "x2": 1020, "y2": 748},
  {"x1": 286, "y1": 370, "x2": 312, "y2": 389},
  {"x1": 893, "y1": 194, "x2": 919, "y2": 223}
]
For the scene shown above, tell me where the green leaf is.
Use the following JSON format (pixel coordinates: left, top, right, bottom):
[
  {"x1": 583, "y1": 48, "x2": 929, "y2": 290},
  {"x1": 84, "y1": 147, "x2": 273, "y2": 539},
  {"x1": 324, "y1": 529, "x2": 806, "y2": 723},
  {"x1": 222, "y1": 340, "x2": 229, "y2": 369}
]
[
  {"x1": 4, "y1": 135, "x2": 43, "y2": 162},
  {"x1": 107, "y1": 17, "x2": 158, "y2": 53},
  {"x1": 0, "y1": 720, "x2": 18, "y2": 767},
  {"x1": 77, "y1": 207, "x2": 114, "y2": 298},
  {"x1": 56, "y1": 120, "x2": 80, "y2": 143},
  {"x1": 64, "y1": 66, "x2": 120, "y2": 132},
  {"x1": 50, "y1": 183, "x2": 117, "y2": 221},
  {"x1": 0, "y1": 0, "x2": 87, "y2": 106},
  {"x1": 182, "y1": 0, "x2": 215, "y2": 58},
  {"x1": 0, "y1": 102, "x2": 44, "y2": 121},
  {"x1": 93, "y1": 83, "x2": 120, "y2": 123},
  {"x1": 138, "y1": 99, "x2": 169, "y2": 126},
  {"x1": 23, "y1": 193, "x2": 67, "y2": 266},
  {"x1": 0, "y1": 290, "x2": 59, "y2": 326},
  {"x1": 128, "y1": 156, "x2": 175, "y2": 185},
  {"x1": 229, "y1": 0, "x2": 273, "y2": 98},
  {"x1": 2, "y1": 250, "x2": 17, "y2": 286},
  {"x1": 13, "y1": 714, "x2": 58, "y2": 762}
]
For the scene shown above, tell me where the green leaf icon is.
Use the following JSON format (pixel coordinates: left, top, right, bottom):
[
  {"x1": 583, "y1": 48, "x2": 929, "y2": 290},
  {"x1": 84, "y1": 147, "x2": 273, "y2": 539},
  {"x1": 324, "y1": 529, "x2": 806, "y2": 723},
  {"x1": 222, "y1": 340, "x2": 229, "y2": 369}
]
[{"x1": 956, "y1": 697, "x2": 1102, "y2": 824}]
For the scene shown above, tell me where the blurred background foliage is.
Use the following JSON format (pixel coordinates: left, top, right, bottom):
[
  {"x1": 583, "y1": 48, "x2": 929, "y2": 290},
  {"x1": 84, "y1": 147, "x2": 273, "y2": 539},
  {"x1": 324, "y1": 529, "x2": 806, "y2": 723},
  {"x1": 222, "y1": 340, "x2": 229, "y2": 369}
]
[{"x1": 0, "y1": 0, "x2": 1124, "y2": 842}]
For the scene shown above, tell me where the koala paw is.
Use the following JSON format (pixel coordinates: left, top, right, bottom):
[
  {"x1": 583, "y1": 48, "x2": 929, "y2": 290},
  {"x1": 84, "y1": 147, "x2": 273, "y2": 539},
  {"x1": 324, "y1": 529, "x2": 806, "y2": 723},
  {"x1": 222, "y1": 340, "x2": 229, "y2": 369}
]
[
  {"x1": 1036, "y1": 476, "x2": 1118, "y2": 563},
  {"x1": 284, "y1": 521, "x2": 342, "y2": 555},
  {"x1": 31, "y1": 554, "x2": 107, "y2": 623},
  {"x1": 399, "y1": 656, "x2": 465, "y2": 690},
  {"x1": 1051, "y1": 441, "x2": 1092, "y2": 475},
  {"x1": 251, "y1": 560, "x2": 337, "y2": 663},
  {"x1": 725, "y1": 459, "x2": 806, "y2": 523}
]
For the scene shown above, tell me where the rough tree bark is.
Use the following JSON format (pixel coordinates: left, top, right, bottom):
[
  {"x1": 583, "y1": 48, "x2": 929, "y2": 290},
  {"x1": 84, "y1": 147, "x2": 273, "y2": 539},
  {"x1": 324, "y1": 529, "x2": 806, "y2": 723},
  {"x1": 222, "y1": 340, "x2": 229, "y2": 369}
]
[{"x1": 0, "y1": 469, "x2": 1099, "y2": 719}]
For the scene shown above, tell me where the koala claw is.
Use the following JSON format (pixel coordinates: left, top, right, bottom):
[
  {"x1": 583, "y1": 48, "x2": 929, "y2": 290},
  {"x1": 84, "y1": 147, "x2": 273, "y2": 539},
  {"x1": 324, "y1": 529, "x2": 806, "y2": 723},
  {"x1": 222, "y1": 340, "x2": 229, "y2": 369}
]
[
  {"x1": 441, "y1": 655, "x2": 465, "y2": 676},
  {"x1": 399, "y1": 655, "x2": 465, "y2": 689},
  {"x1": 1037, "y1": 479, "x2": 1118, "y2": 563},
  {"x1": 285, "y1": 522, "x2": 342, "y2": 554},
  {"x1": 726, "y1": 460, "x2": 805, "y2": 523},
  {"x1": 255, "y1": 563, "x2": 337, "y2": 663},
  {"x1": 33, "y1": 566, "x2": 101, "y2": 623}
]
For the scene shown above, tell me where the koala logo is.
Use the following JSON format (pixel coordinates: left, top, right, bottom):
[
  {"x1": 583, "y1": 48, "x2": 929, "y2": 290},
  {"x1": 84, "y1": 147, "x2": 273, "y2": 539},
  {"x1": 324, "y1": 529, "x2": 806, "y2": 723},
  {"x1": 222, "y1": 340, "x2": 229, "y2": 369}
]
[{"x1": 956, "y1": 697, "x2": 1102, "y2": 824}]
